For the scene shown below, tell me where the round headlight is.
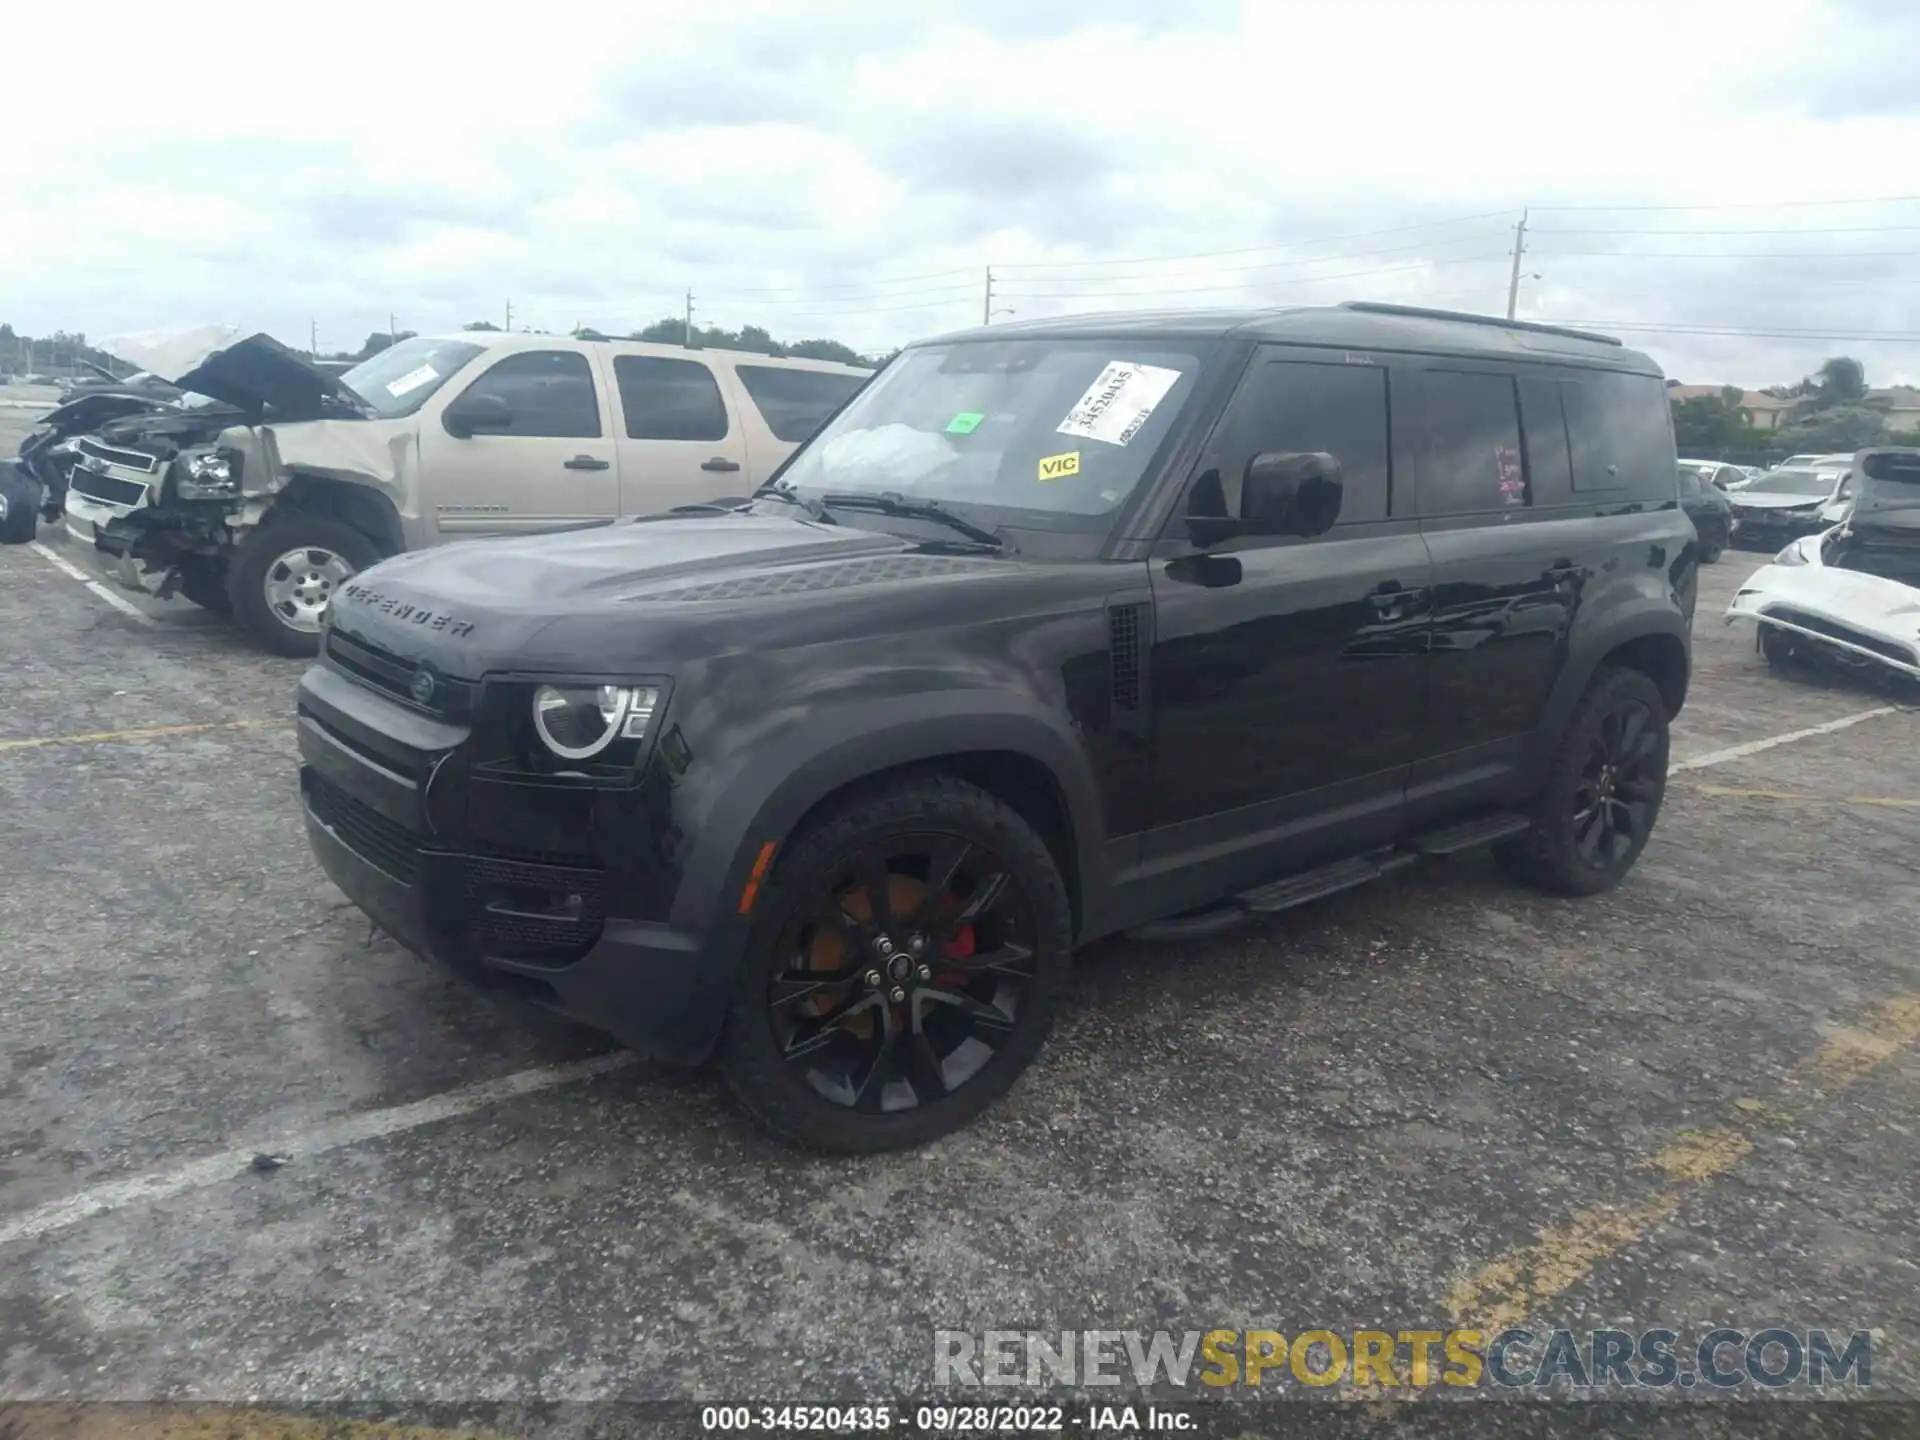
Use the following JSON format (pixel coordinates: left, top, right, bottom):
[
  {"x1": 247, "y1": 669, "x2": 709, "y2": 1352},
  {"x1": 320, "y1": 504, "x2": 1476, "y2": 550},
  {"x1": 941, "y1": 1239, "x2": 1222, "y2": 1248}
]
[{"x1": 532, "y1": 684, "x2": 631, "y2": 760}]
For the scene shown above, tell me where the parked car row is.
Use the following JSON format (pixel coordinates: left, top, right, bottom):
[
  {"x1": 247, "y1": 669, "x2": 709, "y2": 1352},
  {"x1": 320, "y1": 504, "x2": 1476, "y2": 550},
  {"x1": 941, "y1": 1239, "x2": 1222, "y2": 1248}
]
[{"x1": 7, "y1": 329, "x2": 871, "y2": 651}]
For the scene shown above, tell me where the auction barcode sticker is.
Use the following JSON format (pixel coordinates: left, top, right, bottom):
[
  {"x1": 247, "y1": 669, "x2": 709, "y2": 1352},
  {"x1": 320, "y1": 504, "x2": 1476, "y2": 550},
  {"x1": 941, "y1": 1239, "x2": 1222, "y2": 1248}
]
[{"x1": 1056, "y1": 361, "x2": 1183, "y2": 447}]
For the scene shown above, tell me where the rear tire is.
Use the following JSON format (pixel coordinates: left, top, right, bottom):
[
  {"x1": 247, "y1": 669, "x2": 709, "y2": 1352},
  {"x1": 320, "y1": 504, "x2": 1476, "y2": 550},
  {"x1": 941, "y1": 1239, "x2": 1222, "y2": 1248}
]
[
  {"x1": 227, "y1": 515, "x2": 382, "y2": 656},
  {"x1": 718, "y1": 774, "x2": 1072, "y2": 1153},
  {"x1": 1497, "y1": 665, "x2": 1670, "y2": 897}
]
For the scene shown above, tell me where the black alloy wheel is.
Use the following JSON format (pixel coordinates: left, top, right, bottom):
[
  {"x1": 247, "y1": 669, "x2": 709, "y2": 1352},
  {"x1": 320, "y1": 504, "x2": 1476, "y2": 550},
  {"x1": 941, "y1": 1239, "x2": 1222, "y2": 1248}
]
[
  {"x1": 720, "y1": 776, "x2": 1071, "y2": 1151},
  {"x1": 1568, "y1": 697, "x2": 1664, "y2": 870},
  {"x1": 1498, "y1": 665, "x2": 1670, "y2": 896}
]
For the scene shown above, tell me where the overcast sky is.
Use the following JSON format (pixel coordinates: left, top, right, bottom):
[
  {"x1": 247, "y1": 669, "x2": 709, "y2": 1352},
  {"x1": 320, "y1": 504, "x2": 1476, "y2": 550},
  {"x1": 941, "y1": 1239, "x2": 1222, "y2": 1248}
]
[{"x1": 4, "y1": 0, "x2": 1916, "y2": 387}]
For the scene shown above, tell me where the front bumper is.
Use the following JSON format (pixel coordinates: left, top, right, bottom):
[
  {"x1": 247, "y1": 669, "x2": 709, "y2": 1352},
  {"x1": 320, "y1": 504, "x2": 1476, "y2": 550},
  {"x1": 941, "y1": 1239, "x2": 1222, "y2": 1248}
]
[
  {"x1": 1731, "y1": 510, "x2": 1824, "y2": 549},
  {"x1": 297, "y1": 660, "x2": 732, "y2": 1064}
]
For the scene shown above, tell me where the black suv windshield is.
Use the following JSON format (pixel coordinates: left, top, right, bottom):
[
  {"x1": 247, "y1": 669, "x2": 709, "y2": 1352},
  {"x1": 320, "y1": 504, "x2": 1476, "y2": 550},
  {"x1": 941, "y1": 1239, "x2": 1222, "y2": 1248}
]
[
  {"x1": 340, "y1": 337, "x2": 487, "y2": 419},
  {"x1": 773, "y1": 338, "x2": 1208, "y2": 521}
]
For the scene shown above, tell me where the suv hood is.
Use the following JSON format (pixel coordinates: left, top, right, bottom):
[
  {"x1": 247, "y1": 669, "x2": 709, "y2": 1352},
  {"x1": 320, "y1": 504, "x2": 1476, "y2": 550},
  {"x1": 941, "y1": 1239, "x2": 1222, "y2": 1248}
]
[
  {"x1": 327, "y1": 513, "x2": 1012, "y2": 675},
  {"x1": 93, "y1": 325, "x2": 244, "y2": 385},
  {"x1": 172, "y1": 332, "x2": 369, "y2": 421}
]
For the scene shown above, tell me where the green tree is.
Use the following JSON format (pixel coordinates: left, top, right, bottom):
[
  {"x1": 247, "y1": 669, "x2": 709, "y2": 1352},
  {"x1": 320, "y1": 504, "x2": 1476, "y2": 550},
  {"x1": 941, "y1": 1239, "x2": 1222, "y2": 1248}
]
[
  {"x1": 1671, "y1": 385, "x2": 1763, "y2": 452},
  {"x1": 1774, "y1": 405, "x2": 1888, "y2": 453},
  {"x1": 463, "y1": 320, "x2": 502, "y2": 332},
  {"x1": 1815, "y1": 356, "x2": 1867, "y2": 405}
]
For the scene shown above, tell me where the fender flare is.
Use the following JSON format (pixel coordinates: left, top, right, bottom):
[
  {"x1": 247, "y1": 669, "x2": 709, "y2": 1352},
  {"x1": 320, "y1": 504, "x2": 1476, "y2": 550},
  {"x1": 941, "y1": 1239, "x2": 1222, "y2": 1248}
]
[
  {"x1": 672, "y1": 691, "x2": 1112, "y2": 960},
  {"x1": 270, "y1": 474, "x2": 406, "y2": 556},
  {"x1": 1542, "y1": 604, "x2": 1692, "y2": 746}
]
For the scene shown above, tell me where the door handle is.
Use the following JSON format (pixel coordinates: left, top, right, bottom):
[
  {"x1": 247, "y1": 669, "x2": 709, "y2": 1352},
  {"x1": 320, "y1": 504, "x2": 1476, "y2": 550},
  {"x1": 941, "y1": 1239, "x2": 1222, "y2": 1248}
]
[
  {"x1": 563, "y1": 455, "x2": 610, "y2": 471},
  {"x1": 1367, "y1": 583, "x2": 1428, "y2": 620},
  {"x1": 701, "y1": 456, "x2": 742, "y2": 473}
]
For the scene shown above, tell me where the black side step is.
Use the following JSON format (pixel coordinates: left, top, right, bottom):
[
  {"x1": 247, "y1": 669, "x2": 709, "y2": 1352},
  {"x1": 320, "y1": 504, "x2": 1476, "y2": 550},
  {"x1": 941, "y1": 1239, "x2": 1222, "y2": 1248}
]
[
  {"x1": 1121, "y1": 810, "x2": 1531, "y2": 942},
  {"x1": 1406, "y1": 811, "x2": 1531, "y2": 856}
]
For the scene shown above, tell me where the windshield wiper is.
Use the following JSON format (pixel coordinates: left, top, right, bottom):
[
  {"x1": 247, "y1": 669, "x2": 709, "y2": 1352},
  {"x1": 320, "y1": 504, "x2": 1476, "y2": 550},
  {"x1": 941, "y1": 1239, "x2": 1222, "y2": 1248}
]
[
  {"x1": 819, "y1": 491, "x2": 1009, "y2": 551},
  {"x1": 754, "y1": 479, "x2": 834, "y2": 525}
]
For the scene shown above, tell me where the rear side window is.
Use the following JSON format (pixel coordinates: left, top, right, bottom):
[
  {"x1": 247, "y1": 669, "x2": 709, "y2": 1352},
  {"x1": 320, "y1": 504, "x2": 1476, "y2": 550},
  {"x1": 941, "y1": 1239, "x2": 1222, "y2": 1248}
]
[
  {"x1": 613, "y1": 356, "x2": 729, "y2": 442},
  {"x1": 1201, "y1": 356, "x2": 1392, "y2": 526},
  {"x1": 1517, "y1": 376, "x2": 1573, "y2": 504},
  {"x1": 455, "y1": 351, "x2": 601, "y2": 437},
  {"x1": 1409, "y1": 370, "x2": 1527, "y2": 517},
  {"x1": 735, "y1": 365, "x2": 866, "y2": 442},
  {"x1": 1560, "y1": 371, "x2": 1676, "y2": 498}
]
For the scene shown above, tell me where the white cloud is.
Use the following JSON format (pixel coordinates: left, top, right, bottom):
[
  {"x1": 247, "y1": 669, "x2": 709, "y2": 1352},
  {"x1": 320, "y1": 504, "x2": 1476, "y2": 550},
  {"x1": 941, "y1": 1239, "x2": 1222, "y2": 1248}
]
[{"x1": 1, "y1": 0, "x2": 1915, "y2": 387}]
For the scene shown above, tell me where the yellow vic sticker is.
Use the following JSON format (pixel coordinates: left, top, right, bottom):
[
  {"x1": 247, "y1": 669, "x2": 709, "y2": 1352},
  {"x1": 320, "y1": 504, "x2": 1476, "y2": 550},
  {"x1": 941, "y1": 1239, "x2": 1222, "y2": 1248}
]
[{"x1": 1037, "y1": 450, "x2": 1081, "y2": 481}]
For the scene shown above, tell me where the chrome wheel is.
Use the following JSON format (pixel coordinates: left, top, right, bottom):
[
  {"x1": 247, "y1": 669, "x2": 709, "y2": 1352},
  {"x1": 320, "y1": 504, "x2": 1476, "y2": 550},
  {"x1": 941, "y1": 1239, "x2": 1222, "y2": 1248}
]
[{"x1": 262, "y1": 546, "x2": 353, "y2": 633}]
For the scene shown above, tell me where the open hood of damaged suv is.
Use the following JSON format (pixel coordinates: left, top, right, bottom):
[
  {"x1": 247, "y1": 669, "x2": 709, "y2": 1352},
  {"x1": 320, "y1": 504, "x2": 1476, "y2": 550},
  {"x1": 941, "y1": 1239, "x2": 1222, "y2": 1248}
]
[{"x1": 171, "y1": 333, "x2": 369, "y2": 421}]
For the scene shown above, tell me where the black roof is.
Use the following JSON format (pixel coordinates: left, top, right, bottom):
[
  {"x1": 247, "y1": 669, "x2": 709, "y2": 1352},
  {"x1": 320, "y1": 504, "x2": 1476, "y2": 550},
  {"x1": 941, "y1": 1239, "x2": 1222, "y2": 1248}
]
[{"x1": 923, "y1": 302, "x2": 1660, "y2": 374}]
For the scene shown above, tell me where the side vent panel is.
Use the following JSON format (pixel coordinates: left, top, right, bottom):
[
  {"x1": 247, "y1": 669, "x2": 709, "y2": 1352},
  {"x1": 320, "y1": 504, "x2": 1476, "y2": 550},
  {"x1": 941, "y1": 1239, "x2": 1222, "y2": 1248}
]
[{"x1": 1108, "y1": 601, "x2": 1146, "y2": 714}]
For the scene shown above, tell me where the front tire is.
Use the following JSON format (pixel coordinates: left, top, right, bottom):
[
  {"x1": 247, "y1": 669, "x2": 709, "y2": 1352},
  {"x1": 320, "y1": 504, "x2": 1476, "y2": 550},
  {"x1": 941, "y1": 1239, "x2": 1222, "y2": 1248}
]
[
  {"x1": 1497, "y1": 665, "x2": 1670, "y2": 897},
  {"x1": 719, "y1": 775, "x2": 1073, "y2": 1153},
  {"x1": 177, "y1": 556, "x2": 232, "y2": 612},
  {"x1": 227, "y1": 516, "x2": 381, "y2": 656},
  {"x1": 0, "y1": 469, "x2": 38, "y2": 544}
]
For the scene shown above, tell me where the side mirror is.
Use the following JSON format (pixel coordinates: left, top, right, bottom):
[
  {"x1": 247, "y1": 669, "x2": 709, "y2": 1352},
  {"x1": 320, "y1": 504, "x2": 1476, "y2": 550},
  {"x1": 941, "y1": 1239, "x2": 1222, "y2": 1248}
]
[
  {"x1": 442, "y1": 391, "x2": 512, "y2": 438},
  {"x1": 1243, "y1": 450, "x2": 1344, "y2": 537}
]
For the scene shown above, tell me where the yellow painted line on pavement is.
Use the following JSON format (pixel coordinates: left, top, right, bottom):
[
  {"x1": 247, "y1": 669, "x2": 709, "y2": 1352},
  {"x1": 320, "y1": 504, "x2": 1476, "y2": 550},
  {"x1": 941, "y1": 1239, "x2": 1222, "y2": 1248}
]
[
  {"x1": 0, "y1": 718, "x2": 280, "y2": 753},
  {"x1": 0, "y1": 1405, "x2": 499, "y2": 1439},
  {"x1": 1446, "y1": 992, "x2": 1920, "y2": 1333}
]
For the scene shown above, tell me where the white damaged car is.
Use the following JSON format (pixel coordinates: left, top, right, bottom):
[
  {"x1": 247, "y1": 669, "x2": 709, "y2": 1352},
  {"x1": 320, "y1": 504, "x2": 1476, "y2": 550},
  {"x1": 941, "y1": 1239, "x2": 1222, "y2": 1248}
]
[{"x1": 1727, "y1": 447, "x2": 1920, "y2": 683}]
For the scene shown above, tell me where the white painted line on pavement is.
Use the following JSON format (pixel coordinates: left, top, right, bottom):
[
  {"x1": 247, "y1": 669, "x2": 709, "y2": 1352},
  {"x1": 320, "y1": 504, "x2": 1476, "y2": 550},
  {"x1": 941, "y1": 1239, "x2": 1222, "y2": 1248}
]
[
  {"x1": 26, "y1": 540, "x2": 154, "y2": 623},
  {"x1": 0, "y1": 1052, "x2": 639, "y2": 1248},
  {"x1": 1672, "y1": 705, "x2": 1903, "y2": 773}
]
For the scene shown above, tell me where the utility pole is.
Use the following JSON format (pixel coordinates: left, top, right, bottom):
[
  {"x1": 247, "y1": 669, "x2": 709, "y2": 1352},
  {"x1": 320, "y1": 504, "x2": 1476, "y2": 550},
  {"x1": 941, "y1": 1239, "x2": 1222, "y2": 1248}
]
[
  {"x1": 685, "y1": 289, "x2": 695, "y2": 348},
  {"x1": 310, "y1": 320, "x2": 318, "y2": 358},
  {"x1": 983, "y1": 266, "x2": 994, "y2": 325},
  {"x1": 389, "y1": 311, "x2": 397, "y2": 343},
  {"x1": 1505, "y1": 210, "x2": 1529, "y2": 320},
  {"x1": 505, "y1": 299, "x2": 513, "y2": 332}
]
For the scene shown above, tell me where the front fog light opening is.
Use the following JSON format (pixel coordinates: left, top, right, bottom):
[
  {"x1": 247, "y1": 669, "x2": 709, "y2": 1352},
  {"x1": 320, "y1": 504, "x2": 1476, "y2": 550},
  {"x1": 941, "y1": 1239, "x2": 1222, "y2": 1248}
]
[{"x1": 531, "y1": 684, "x2": 659, "y2": 760}]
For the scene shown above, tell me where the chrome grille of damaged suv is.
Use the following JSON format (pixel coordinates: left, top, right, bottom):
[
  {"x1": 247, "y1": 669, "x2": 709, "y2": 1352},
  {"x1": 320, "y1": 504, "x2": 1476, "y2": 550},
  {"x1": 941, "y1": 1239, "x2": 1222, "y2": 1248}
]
[{"x1": 75, "y1": 437, "x2": 160, "y2": 474}]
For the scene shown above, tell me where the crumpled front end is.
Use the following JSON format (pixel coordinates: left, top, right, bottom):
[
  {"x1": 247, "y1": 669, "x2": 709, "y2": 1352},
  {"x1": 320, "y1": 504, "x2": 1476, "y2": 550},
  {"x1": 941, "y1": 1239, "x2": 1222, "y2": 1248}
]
[{"x1": 1727, "y1": 531, "x2": 1920, "y2": 679}]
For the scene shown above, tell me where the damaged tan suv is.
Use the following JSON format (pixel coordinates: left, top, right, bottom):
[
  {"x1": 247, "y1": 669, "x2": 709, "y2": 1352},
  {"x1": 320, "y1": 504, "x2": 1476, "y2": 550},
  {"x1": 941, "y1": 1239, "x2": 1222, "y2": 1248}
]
[{"x1": 60, "y1": 331, "x2": 871, "y2": 654}]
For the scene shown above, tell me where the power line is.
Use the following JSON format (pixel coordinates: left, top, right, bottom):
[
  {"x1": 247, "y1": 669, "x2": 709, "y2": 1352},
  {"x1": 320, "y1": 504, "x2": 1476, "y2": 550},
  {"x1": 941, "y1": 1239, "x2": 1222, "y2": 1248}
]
[
  {"x1": 708, "y1": 267, "x2": 980, "y2": 295},
  {"x1": 1532, "y1": 194, "x2": 1920, "y2": 213},
  {"x1": 1534, "y1": 224, "x2": 1920, "y2": 237},
  {"x1": 996, "y1": 255, "x2": 1511, "y2": 300},
  {"x1": 976, "y1": 232, "x2": 1506, "y2": 287},
  {"x1": 1529, "y1": 248, "x2": 1920, "y2": 260},
  {"x1": 990, "y1": 210, "x2": 1515, "y2": 272}
]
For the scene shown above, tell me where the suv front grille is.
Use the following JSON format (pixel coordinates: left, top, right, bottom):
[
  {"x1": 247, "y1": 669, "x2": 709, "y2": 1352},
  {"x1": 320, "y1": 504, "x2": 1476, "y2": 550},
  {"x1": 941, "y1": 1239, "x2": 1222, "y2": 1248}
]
[
  {"x1": 75, "y1": 438, "x2": 160, "y2": 474},
  {"x1": 305, "y1": 771, "x2": 421, "y2": 884},
  {"x1": 68, "y1": 467, "x2": 149, "y2": 507},
  {"x1": 325, "y1": 627, "x2": 476, "y2": 718}
]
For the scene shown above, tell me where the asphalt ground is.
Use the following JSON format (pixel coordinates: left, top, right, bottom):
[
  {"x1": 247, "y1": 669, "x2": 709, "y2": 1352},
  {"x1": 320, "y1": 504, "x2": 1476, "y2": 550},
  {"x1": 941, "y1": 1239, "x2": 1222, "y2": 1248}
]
[{"x1": 2, "y1": 423, "x2": 1917, "y2": 1435}]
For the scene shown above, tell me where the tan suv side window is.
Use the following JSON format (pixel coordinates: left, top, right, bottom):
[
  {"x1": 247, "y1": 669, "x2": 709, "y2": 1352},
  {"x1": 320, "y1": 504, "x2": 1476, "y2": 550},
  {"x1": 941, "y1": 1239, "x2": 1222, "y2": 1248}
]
[
  {"x1": 613, "y1": 356, "x2": 729, "y2": 442},
  {"x1": 453, "y1": 351, "x2": 601, "y2": 437}
]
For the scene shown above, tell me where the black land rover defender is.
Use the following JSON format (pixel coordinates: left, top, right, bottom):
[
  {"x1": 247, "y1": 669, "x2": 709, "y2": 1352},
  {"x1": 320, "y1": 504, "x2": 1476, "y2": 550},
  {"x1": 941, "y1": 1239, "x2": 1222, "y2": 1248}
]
[{"x1": 296, "y1": 303, "x2": 1697, "y2": 1152}]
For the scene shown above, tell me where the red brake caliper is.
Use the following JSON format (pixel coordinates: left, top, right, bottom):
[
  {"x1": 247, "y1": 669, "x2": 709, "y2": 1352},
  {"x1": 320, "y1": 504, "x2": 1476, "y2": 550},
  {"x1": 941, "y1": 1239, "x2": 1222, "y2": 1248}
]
[{"x1": 937, "y1": 903, "x2": 976, "y2": 987}]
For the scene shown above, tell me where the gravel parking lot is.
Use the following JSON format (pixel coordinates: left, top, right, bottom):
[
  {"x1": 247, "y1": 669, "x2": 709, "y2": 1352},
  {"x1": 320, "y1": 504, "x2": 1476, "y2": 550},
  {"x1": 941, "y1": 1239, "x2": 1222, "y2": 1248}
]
[{"x1": 2, "y1": 420, "x2": 1917, "y2": 1429}]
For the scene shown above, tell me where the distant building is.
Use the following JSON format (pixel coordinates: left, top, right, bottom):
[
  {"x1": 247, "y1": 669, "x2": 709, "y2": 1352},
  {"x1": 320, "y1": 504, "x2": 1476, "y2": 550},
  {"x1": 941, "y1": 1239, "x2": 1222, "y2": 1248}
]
[
  {"x1": 1865, "y1": 386, "x2": 1920, "y2": 433},
  {"x1": 1664, "y1": 384, "x2": 1795, "y2": 432}
]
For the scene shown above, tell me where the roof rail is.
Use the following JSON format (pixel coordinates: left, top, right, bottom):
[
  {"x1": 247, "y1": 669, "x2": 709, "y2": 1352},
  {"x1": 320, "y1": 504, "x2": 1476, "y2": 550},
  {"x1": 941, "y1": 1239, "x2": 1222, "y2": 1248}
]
[{"x1": 1336, "y1": 301, "x2": 1623, "y2": 347}]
